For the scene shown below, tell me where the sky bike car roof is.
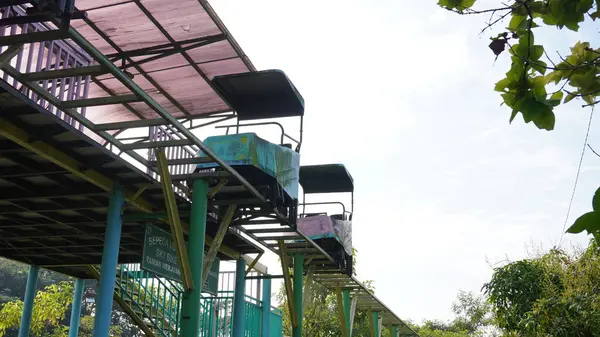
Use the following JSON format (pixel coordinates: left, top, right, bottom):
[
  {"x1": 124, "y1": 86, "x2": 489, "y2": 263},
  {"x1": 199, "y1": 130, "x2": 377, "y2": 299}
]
[
  {"x1": 299, "y1": 164, "x2": 354, "y2": 194},
  {"x1": 212, "y1": 69, "x2": 305, "y2": 120}
]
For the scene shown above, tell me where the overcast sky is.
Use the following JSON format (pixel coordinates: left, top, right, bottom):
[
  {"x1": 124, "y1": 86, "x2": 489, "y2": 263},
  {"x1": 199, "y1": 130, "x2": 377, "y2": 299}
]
[{"x1": 210, "y1": 0, "x2": 600, "y2": 323}]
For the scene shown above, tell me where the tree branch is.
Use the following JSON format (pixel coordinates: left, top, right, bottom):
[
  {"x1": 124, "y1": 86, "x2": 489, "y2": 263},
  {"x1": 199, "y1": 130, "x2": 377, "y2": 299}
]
[{"x1": 588, "y1": 144, "x2": 600, "y2": 158}]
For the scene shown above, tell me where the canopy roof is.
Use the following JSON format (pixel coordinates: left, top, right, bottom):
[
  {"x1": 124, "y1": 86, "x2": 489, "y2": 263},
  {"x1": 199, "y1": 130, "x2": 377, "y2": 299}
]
[
  {"x1": 212, "y1": 69, "x2": 305, "y2": 120},
  {"x1": 71, "y1": 0, "x2": 255, "y2": 124},
  {"x1": 299, "y1": 164, "x2": 354, "y2": 194}
]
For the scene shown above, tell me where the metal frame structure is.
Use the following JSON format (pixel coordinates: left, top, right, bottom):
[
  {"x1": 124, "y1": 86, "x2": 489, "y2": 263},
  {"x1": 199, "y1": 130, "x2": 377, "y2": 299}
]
[{"x1": 0, "y1": 1, "x2": 419, "y2": 337}]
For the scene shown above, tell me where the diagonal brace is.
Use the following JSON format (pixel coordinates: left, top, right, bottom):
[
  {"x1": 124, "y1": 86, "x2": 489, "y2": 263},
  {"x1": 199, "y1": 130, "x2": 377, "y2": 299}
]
[
  {"x1": 278, "y1": 240, "x2": 297, "y2": 328},
  {"x1": 0, "y1": 44, "x2": 23, "y2": 67},
  {"x1": 156, "y1": 148, "x2": 193, "y2": 291},
  {"x1": 335, "y1": 283, "x2": 349, "y2": 337},
  {"x1": 202, "y1": 204, "x2": 236, "y2": 285},
  {"x1": 303, "y1": 265, "x2": 315, "y2": 309}
]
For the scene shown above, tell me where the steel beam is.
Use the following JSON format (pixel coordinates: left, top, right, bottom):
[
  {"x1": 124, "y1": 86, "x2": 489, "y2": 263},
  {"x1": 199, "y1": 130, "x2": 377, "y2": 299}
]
[
  {"x1": 19, "y1": 65, "x2": 107, "y2": 82},
  {"x1": 0, "y1": 30, "x2": 68, "y2": 46},
  {"x1": 64, "y1": 27, "x2": 267, "y2": 204},
  {"x1": 120, "y1": 139, "x2": 192, "y2": 151},
  {"x1": 278, "y1": 240, "x2": 296, "y2": 328},
  {"x1": 0, "y1": 44, "x2": 23, "y2": 66},
  {"x1": 335, "y1": 283, "x2": 349, "y2": 337},
  {"x1": 202, "y1": 204, "x2": 236, "y2": 285},
  {"x1": 156, "y1": 148, "x2": 193, "y2": 291},
  {"x1": 60, "y1": 94, "x2": 141, "y2": 109}
]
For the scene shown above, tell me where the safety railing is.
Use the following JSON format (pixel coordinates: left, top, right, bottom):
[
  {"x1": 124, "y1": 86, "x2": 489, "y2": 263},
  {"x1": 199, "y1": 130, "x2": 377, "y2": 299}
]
[
  {"x1": 0, "y1": 5, "x2": 92, "y2": 132},
  {"x1": 116, "y1": 264, "x2": 183, "y2": 337}
]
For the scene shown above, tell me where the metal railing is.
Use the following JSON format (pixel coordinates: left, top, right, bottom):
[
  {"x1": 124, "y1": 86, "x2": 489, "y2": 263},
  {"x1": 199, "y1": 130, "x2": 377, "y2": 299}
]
[
  {"x1": 116, "y1": 264, "x2": 183, "y2": 337},
  {"x1": 0, "y1": 6, "x2": 92, "y2": 132}
]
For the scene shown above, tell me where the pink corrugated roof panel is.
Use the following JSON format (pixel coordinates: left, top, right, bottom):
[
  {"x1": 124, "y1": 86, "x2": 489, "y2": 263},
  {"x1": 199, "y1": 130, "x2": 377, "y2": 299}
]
[{"x1": 70, "y1": 0, "x2": 255, "y2": 124}]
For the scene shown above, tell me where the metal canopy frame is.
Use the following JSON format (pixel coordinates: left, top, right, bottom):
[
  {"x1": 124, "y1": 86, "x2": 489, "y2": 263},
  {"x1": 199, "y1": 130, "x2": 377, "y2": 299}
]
[
  {"x1": 212, "y1": 70, "x2": 305, "y2": 152},
  {"x1": 299, "y1": 163, "x2": 355, "y2": 218}
]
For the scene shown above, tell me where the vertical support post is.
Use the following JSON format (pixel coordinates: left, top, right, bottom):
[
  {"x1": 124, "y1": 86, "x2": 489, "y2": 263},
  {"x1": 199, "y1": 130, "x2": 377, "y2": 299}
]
[
  {"x1": 18, "y1": 265, "x2": 39, "y2": 337},
  {"x1": 391, "y1": 325, "x2": 398, "y2": 337},
  {"x1": 335, "y1": 284, "x2": 348, "y2": 337},
  {"x1": 93, "y1": 183, "x2": 125, "y2": 337},
  {"x1": 68, "y1": 279, "x2": 85, "y2": 337},
  {"x1": 372, "y1": 311, "x2": 381, "y2": 337},
  {"x1": 261, "y1": 277, "x2": 272, "y2": 337},
  {"x1": 367, "y1": 308, "x2": 375, "y2": 337},
  {"x1": 342, "y1": 289, "x2": 351, "y2": 333},
  {"x1": 232, "y1": 258, "x2": 247, "y2": 337},
  {"x1": 292, "y1": 254, "x2": 304, "y2": 337},
  {"x1": 180, "y1": 179, "x2": 209, "y2": 337}
]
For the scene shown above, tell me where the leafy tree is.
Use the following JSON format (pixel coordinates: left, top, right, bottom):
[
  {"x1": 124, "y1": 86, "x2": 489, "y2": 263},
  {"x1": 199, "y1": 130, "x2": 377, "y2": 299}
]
[
  {"x1": 436, "y1": 0, "x2": 600, "y2": 243},
  {"x1": 0, "y1": 281, "x2": 73, "y2": 337},
  {"x1": 450, "y1": 290, "x2": 493, "y2": 334},
  {"x1": 483, "y1": 241, "x2": 600, "y2": 336}
]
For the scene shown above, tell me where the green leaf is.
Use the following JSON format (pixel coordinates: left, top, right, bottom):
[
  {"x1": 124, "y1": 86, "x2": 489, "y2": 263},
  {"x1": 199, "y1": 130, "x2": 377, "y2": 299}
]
[
  {"x1": 564, "y1": 92, "x2": 577, "y2": 103},
  {"x1": 551, "y1": 91, "x2": 564, "y2": 101},
  {"x1": 531, "y1": 76, "x2": 547, "y2": 99},
  {"x1": 531, "y1": 60, "x2": 547, "y2": 75},
  {"x1": 530, "y1": 45, "x2": 544, "y2": 61},
  {"x1": 508, "y1": 15, "x2": 527, "y2": 31},
  {"x1": 576, "y1": 0, "x2": 594, "y2": 14},
  {"x1": 593, "y1": 187, "x2": 600, "y2": 212},
  {"x1": 567, "y1": 211, "x2": 600, "y2": 234},
  {"x1": 495, "y1": 78, "x2": 512, "y2": 92},
  {"x1": 532, "y1": 109, "x2": 555, "y2": 130}
]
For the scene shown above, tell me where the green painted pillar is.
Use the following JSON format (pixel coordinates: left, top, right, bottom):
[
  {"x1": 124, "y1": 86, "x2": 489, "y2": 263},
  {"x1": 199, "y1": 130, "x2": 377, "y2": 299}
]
[
  {"x1": 342, "y1": 289, "x2": 351, "y2": 333},
  {"x1": 180, "y1": 179, "x2": 209, "y2": 337},
  {"x1": 18, "y1": 265, "x2": 39, "y2": 337},
  {"x1": 232, "y1": 258, "x2": 247, "y2": 337},
  {"x1": 292, "y1": 254, "x2": 304, "y2": 337},
  {"x1": 261, "y1": 278, "x2": 272, "y2": 337},
  {"x1": 391, "y1": 325, "x2": 398, "y2": 337},
  {"x1": 372, "y1": 311, "x2": 380, "y2": 337}
]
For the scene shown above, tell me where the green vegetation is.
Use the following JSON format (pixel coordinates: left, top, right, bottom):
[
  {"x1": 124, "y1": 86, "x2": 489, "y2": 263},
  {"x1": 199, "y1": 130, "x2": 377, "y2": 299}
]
[
  {"x1": 0, "y1": 259, "x2": 136, "y2": 337},
  {"x1": 436, "y1": 0, "x2": 600, "y2": 244}
]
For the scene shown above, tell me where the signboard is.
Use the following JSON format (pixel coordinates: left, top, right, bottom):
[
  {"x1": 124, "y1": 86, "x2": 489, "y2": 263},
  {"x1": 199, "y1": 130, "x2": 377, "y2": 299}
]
[{"x1": 141, "y1": 224, "x2": 220, "y2": 295}]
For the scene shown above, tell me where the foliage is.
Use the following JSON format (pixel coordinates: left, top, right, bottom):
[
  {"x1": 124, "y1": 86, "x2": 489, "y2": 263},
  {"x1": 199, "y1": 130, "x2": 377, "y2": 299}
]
[
  {"x1": 450, "y1": 290, "x2": 493, "y2": 334},
  {"x1": 436, "y1": 0, "x2": 600, "y2": 243},
  {"x1": 567, "y1": 186, "x2": 600, "y2": 242},
  {"x1": 483, "y1": 241, "x2": 600, "y2": 336},
  {"x1": 0, "y1": 281, "x2": 73, "y2": 337}
]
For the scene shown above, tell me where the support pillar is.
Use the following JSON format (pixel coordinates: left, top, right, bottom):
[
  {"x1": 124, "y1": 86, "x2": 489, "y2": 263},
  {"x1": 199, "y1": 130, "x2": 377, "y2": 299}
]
[
  {"x1": 180, "y1": 179, "x2": 209, "y2": 337},
  {"x1": 342, "y1": 289, "x2": 351, "y2": 333},
  {"x1": 68, "y1": 279, "x2": 85, "y2": 337},
  {"x1": 292, "y1": 254, "x2": 304, "y2": 337},
  {"x1": 261, "y1": 277, "x2": 272, "y2": 337},
  {"x1": 391, "y1": 325, "x2": 398, "y2": 337},
  {"x1": 372, "y1": 311, "x2": 380, "y2": 337},
  {"x1": 232, "y1": 258, "x2": 247, "y2": 337},
  {"x1": 92, "y1": 183, "x2": 125, "y2": 337},
  {"x1": 18, "y1": 265, "x2": 39, "y2": 337}
]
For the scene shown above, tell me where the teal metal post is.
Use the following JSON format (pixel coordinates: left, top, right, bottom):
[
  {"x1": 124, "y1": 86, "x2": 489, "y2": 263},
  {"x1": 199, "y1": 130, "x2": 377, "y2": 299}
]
[
  {"x1": 342, "y1": 289, "x2": 351, "y2": 333},
  {"x1": 391, "y1": 325, "x2": 398, "y2": 337},
  {"x1": 180, "y1": 179, "x2": 209, "y2": 337},
  {"x1": 372, "y1": 311, "x2": 380, "y2": 337},
  {"x1": 232, "y1": 258, "x2": 246, "y2": 337},
  {"x1": 261, "y1": 277, "x2": 272, "y2": 337},
  {"x1": 292, "y1": 254, "x2": 304, "y2": 337},
  {"x1": 68, "y1": 279, "x2": 85, "y2": 337},
  {"x1": 93, "y1": 183, "x2": 125, "y2": 337},
  {"x1": 18, "y1": 265, "x2": 39, "y2": 337}
]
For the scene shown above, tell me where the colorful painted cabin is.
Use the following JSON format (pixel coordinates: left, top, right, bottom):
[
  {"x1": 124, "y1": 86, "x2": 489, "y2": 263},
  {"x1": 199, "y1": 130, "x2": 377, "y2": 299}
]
[
  {"x1": 191, "y1": 70, "x2": 304, "y2": 222},
  {"x1": 298, "y1": 164, "x2": 355, "y2": 276}
]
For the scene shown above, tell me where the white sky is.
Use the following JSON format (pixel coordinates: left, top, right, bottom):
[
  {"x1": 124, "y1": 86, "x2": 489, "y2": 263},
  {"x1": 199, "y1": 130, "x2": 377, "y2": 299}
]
[{"x1": 209, "y1": 0, "x2": 600, "y2": 324}]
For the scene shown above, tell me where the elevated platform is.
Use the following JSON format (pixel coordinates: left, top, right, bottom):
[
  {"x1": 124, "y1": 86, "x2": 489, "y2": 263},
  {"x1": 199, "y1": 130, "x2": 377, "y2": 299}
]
[{"x1": 0, "y1": 79, "x2": 262, "y2": 279}]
